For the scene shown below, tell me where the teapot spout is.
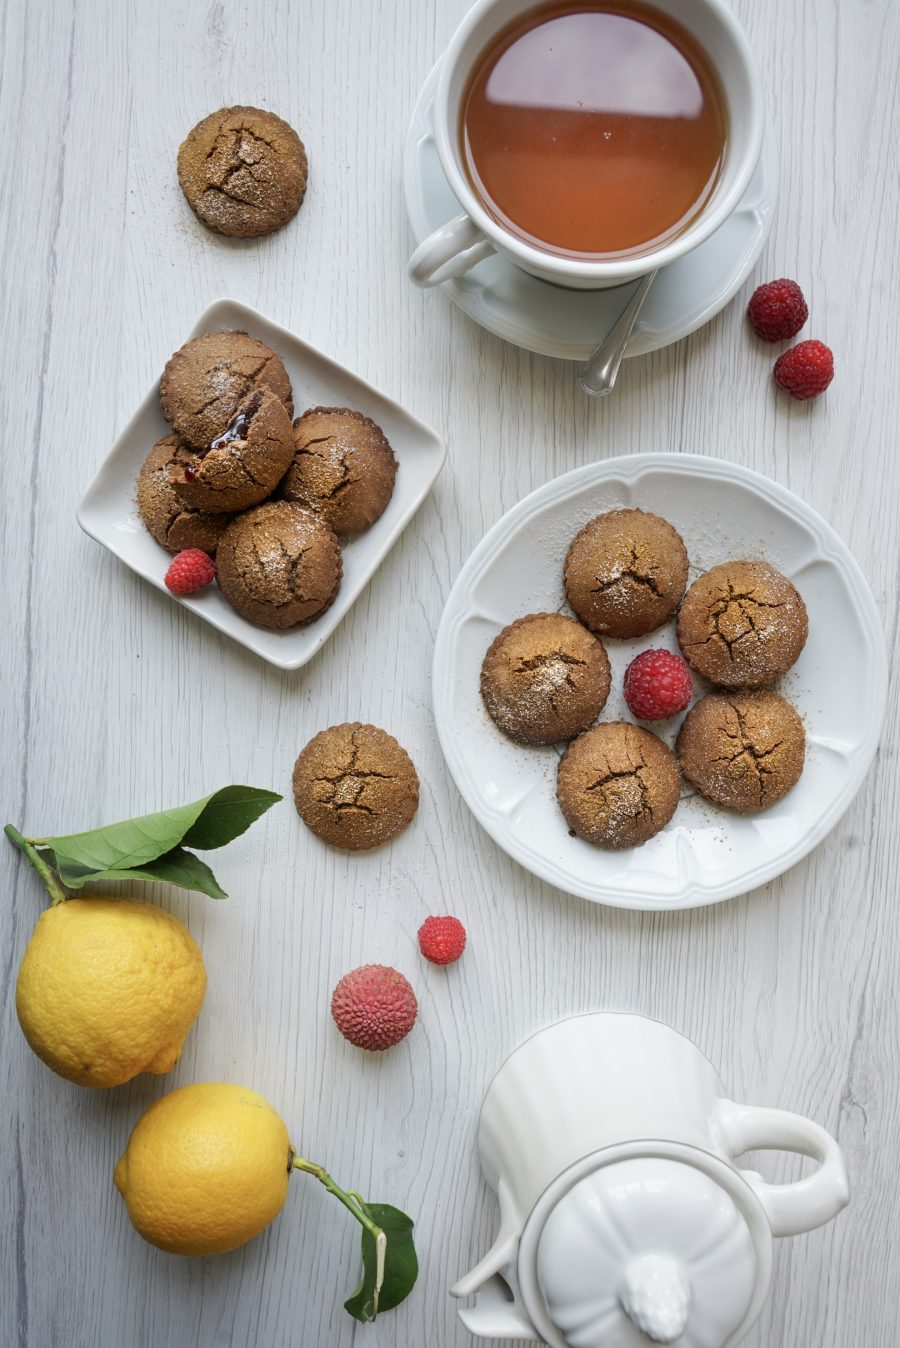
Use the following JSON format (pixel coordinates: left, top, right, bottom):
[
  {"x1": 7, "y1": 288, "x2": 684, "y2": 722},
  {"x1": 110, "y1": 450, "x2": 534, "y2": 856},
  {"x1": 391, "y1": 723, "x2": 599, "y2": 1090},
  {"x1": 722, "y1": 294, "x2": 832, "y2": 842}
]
[
  {"x1": 452, "y1": 1178, "x2": 540, "y2": 1340},
  {"x1": 453, "y1": 1236, "x2": 541, "y2": 1342},
  {"x1": 457, "y1": 1278, "x2": 543, "y2": 1342},
  {"x1": 620, "y1": 1254, "x2": 691, "y2": 1343}
]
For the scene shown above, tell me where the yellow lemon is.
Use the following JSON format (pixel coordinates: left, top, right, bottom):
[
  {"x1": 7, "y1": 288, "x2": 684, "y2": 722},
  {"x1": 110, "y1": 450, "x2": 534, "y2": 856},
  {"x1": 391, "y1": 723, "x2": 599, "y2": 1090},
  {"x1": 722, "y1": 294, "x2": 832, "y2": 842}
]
[
  {"x1": 16, "y1": 897, "x2": 206, "y2": 1088},
  {"x1": 114, "y1": 1082, "x2": 292, "y2": 1255}
]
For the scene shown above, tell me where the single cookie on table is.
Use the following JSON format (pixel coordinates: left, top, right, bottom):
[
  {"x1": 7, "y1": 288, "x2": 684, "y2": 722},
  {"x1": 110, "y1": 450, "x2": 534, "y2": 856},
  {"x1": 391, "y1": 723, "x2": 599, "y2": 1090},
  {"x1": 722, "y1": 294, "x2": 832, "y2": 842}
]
[
  {"x1": 177, "y1": 106, "x2": 308, "y2": 238},
  {"x1": 480, "y1": 613, "x2": 611, "y2": 746},
  {"x1": 557, "y1": 722, "x2": 681, "y2": 850},
  {"x1": 160, "y1": 330, "x2": 293, "y2": 450},
  {"x1": 677, "y1": 689, "x2": 805, "y2": 812},
  {"x1": 169, "y1": 387, "x2": 295, "y2": 514},
  {"x1": 280, "y1": 407, "x2": 397, "y2": 536},
  {"x1": 216, "y1": 501, "x2": 342, "y2": 629},
  {"x1": 564, "y1": 508, "x2": 689, "y2": 639},
  {"x1": 677, "y1": 560, "x2": 808, "y2": 689},
  {"x1": 136, "y1": 434, "x2": 232, "y2": 553},
  {"x1": 292, "y1": 723, "x2": 419, "y2": 851}
]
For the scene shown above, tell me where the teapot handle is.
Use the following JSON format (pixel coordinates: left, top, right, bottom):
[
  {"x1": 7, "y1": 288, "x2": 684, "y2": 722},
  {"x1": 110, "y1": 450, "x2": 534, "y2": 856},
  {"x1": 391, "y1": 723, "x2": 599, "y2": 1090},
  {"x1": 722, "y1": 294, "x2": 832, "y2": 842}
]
[
  {"x1": 715, "y1": 1100, "x2": 850, "y2": 1237},
  {"x1": 451, "y1": 1178, "x2": 541, "y2": 1341}
]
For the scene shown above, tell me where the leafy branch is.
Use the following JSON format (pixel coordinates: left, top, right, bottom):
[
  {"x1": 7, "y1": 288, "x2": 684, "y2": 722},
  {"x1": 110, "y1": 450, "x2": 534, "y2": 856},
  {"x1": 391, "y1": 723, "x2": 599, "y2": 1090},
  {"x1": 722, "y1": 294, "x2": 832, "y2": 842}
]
[
  {"x1": 289, "y1": 1150, "x2": 418, "y2": 1322},
  {"x1": 5, "y1": 785, "x2": 282, "y2": 902}
]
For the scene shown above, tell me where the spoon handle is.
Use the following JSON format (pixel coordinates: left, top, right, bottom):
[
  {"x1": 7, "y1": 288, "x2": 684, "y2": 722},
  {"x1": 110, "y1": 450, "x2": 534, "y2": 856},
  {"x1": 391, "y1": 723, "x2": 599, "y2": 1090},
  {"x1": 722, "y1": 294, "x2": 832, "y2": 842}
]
[{"x1": 578, "y1": 269, "x2": 658, "y2": 398}]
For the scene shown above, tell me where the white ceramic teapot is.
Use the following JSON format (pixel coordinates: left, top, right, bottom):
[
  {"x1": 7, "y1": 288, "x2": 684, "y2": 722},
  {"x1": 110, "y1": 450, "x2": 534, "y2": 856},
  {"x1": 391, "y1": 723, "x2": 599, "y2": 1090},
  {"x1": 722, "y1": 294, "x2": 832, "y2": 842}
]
[{"x1": 452, "y1": 1013, "x2": 849, "y2": 1347}]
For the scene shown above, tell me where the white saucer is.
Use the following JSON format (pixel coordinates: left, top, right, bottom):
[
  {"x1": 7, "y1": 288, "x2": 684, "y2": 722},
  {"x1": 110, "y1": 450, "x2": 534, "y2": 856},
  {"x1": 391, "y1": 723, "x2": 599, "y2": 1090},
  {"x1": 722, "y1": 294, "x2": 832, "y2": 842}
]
[
  {"x1": 432, "y1": 455, "x2": 887, "y2": 910},
  {"x1": 403, "y1": 63, "x2": 778, "y2": 361}
]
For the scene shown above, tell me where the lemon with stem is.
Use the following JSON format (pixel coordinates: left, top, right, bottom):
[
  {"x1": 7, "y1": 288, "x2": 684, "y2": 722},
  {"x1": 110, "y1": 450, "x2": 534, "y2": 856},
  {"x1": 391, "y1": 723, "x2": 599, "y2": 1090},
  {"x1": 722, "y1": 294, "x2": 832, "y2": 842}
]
[
  {"x1": 8, "y1": 826, "x2": 206, "y2": 1088},
  {"x1": 114, "y1": 1082, "x2": 412, "y2": 1322}
]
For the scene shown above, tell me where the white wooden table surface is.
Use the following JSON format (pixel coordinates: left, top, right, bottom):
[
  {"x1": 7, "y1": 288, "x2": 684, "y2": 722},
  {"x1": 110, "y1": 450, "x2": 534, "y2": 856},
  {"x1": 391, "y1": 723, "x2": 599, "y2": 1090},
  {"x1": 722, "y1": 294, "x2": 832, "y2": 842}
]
[{"x1": 2, "y1": 0, "x2": 898, "y2": 1345}]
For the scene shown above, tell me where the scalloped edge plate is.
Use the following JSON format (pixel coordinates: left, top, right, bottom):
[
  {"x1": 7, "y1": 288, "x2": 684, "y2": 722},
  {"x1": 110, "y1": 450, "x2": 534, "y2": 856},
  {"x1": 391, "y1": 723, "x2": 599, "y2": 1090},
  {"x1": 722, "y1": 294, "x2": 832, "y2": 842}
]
[{"x1": 433, "y1": 454, "x2": 886, "y2": 909}]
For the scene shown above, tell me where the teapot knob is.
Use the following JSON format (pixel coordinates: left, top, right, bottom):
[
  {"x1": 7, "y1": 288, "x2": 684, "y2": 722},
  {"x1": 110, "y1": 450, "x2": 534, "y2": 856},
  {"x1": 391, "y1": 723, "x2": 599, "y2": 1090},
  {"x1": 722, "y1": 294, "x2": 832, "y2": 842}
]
[{"x1": 620, "y1": 1254, "x2": 691, "y2": 1344}]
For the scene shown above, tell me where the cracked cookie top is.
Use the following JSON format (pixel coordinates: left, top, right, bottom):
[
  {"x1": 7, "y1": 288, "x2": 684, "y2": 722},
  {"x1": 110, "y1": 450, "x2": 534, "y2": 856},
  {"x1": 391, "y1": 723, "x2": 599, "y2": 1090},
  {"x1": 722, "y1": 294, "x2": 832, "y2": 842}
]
[
  {"x1": 292, "y1": 723, "x2": 419, "y2": 850},
  {"x1": 557, "y1": 722, "x2": 681, "y2": 849},
  {"x1": 169, "y1": 387, "x2": 295, "y2": 514},
  {"x1": 177, "y1": 106, "x2": 308, "y2": 238},
  {"x1": 136, "y1": 434, "x2": 233, "y2": 554},
  {"x1": 480, "y1": 612, "x2": 611, "y2": 746},
  {"x1": 281, "y1": 407, "x2": 397, "y2": 536},
  {"x1": 677, "y1": 560, "x2": 808, "y2": 688},
  {"x1": 161, "y1": 330, "x2": 293, "y2": 450},
  {"x1": 677, "y1": 690, "x2": 805, "y2": 811},
  {"x1": 564, "y1": 508, "x2": 689, "y2": 639},
  {"x1": 216, "y1": 501, "x2": 342, "y2": 629}
]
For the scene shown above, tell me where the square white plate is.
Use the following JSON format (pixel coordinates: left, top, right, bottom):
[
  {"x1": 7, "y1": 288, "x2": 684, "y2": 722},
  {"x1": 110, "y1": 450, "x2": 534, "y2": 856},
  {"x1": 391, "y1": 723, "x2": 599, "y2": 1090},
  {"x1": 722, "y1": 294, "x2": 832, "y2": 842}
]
[{"x1": 77, "y1": 299, "x2": 446, "y2": 669}]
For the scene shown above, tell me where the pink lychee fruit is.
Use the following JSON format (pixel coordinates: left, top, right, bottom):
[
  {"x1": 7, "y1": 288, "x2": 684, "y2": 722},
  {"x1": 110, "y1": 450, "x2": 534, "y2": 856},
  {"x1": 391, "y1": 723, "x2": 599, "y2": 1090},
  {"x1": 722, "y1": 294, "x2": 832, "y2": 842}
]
[{"x1": 330, "y1": 964, "x2": 418, "y2": 1051}]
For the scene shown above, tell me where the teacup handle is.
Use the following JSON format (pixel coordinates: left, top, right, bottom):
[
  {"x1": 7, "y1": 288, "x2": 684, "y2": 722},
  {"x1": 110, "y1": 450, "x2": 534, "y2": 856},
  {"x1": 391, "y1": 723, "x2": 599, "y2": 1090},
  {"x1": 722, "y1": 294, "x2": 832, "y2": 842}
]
[
  {"x1": 715, "y1": 1100, "x2": 850, "y2": 1237},
  {"x1": 408, "y1": 213, "x2": 496, "y2": 287}
]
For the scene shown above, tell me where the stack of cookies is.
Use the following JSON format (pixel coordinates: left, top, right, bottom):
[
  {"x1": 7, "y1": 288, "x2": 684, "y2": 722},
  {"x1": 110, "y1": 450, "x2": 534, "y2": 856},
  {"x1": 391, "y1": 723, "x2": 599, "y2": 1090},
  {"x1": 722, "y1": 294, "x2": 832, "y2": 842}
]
[
  {"x1": 136, "y1": 330, "x2": 397, "y2": 629},
  {"x1": 479, "y1": 507, "x2": 809, "y2": 851}
]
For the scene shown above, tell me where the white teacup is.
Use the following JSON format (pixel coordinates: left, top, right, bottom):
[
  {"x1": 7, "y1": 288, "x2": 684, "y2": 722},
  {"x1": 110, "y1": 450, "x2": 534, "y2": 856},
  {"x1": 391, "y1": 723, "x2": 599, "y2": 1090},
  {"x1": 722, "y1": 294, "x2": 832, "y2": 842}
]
[{"x1": 409, "y1": 0, "x2": 764, "y2": 291}]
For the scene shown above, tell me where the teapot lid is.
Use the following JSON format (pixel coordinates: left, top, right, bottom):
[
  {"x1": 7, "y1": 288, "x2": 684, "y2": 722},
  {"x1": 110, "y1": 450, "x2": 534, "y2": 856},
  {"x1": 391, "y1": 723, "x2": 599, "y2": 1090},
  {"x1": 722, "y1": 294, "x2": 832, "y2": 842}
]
[{"x1": 534, "y1": 1156, "x2": 757, "y2": 1348}]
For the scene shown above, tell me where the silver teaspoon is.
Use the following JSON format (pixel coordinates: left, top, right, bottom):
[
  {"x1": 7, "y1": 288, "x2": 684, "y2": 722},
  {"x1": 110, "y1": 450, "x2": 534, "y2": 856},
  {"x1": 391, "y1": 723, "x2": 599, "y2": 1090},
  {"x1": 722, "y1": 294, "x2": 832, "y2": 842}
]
[{"x1": 578, "y1": 269, "x2": 658, "y2": 397}]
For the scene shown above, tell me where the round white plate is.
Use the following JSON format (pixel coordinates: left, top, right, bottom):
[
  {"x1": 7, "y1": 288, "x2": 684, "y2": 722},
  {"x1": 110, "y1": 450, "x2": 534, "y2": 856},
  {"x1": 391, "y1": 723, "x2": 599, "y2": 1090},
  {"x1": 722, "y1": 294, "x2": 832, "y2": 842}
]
[
  {"x1": 433, "y1": 455, "x2": 887, "y2": 910},
  {"x1": 403, "y1": 62, "x2": 778, "y2": 361}
]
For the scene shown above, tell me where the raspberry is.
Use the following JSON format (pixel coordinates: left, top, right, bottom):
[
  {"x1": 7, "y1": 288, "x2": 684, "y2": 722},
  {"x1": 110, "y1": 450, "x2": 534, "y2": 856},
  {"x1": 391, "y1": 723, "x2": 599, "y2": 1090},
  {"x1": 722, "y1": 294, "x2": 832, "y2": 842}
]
[
  {"x1": 164, "y1": 549, "x2": 216, "y2": 595},
  {"x1": 747, "y1": 278, "x2": 808, "y2": 341},
  {"x1": 773, "y1": 340, "x2": 834, "y2": 401},
  {"x1": 418, "y1": 916, "x2": 466, "y2": 965},
  {"x1": 623, "y1": 650, "x2": 693, "y2": 721},
  {"x1": 330, "y1": 965, "x2": 417, "y2": 1051}
]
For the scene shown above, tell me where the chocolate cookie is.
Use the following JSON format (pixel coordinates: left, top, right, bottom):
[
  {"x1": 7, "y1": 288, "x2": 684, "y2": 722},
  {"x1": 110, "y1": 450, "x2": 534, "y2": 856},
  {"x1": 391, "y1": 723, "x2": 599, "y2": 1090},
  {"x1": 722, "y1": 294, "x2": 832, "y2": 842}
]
[
  {"x1": 292, "y1": 723, "x2": 419, "y2": 850},
  {"x1": 177, "y1": 106, "x2": 308, "y2": 238},
  {"x1": 677, "y1": 561, "x2": 808, "y2": 689},
  {"x1": 677, "y1": 690, "x2": 805, "y2": 812},
  {"x1": 280, "y1": 407, "x2": 397, "y2": 536},
  {"x1": 170, "y1": 387, "x2": 295, "y2": 514},
  {"x1": 160, "y1": 330, "x2": 293, "y2": 450},
  {"x1": 480, "y1": 613, "x2": 611, "y2": 746},
  {"x1": 216, "y1": 501, "x2": 342, "y2": 629},
  {"x1": 557, "y1": 722, "x2": 681, "y2": 849},
  {"x1": 136, "y1": 435, "x2": 232, "y2": 553},
  {"x1": 564, "y1": 508, "x2": 689, "y2": 639}
]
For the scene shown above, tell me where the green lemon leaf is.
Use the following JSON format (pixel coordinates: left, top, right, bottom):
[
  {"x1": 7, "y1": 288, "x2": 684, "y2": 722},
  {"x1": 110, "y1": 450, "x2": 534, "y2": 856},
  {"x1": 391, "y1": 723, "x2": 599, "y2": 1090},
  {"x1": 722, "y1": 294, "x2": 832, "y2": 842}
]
[
  {"x1": 31, "y1": 786, "x2": 280, "y2": 871},
  {"x1": 55, "y1": 847, "x2": 228, "y2": 899},
  {"x1": 344, "y1": 1203, "x2": 418, "y2": 1323},
  {"x1": 8, "y1": 785, "x2": 280, "y2": 902},
  {"x1": 179, "y1": 785, "x2": 283, "y2": 851}
]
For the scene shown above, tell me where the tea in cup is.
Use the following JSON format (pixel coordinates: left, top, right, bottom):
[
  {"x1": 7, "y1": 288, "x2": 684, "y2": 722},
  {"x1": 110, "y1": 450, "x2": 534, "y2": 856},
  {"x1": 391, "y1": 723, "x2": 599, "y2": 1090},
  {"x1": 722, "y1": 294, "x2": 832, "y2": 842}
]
[{"x1": 408, "y1": 0, "x2": 763, "y2": 290}]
